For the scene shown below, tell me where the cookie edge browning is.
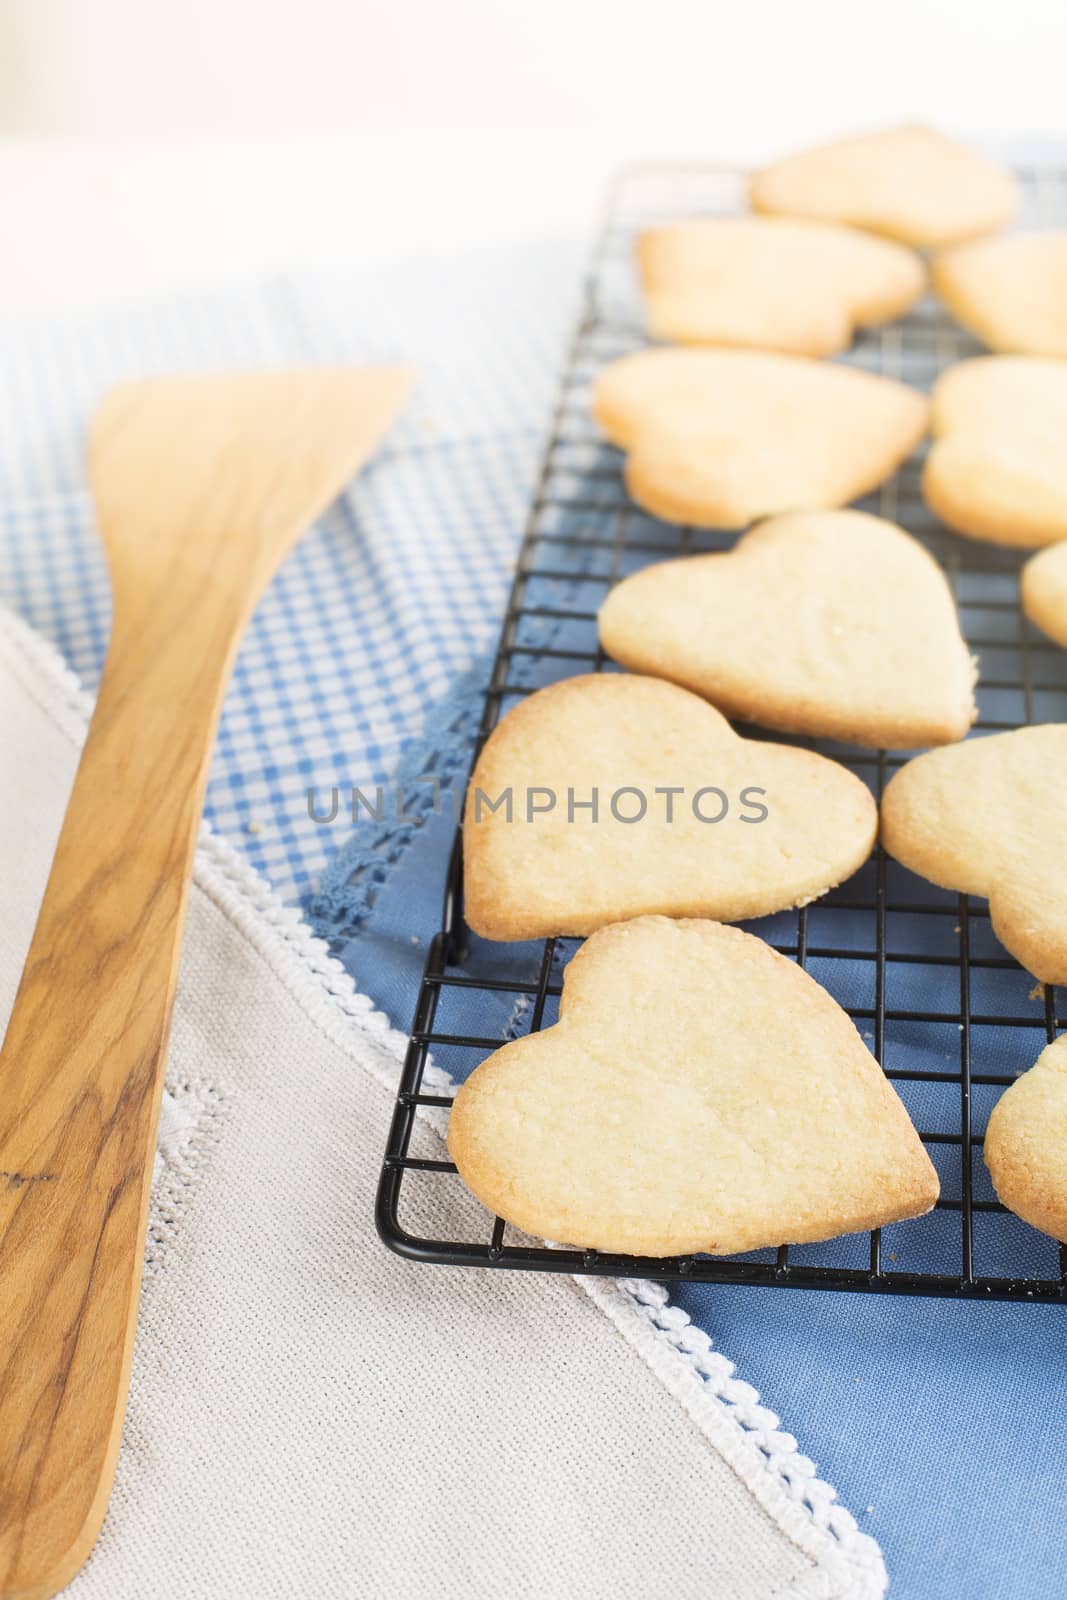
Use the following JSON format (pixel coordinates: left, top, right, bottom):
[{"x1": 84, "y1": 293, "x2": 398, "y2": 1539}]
[
  {"x1": 931, "y1": 237, "x2": 1067, "y2": 359},
  {"x1": 749, "y1": 127, "x2": 1019, "y2": 249},
  {"x1": 929, "y1": 247, "x2": 1006, "y2": 352},
  {"x1": 923, "y1": 355, "x2": 1067, "y2": 547},
  {"x1": 639, "y1": 224, "x2": 850, "y2": 358},
  {"x1": 592, "y1": 352, "x2": 929, "y2": 530},
  {"x1": 1021, "y1": 545, "x2": 1067, "y2": 648},
  {"x1": 598, "y1": 518, "x2": 977, "y2": 749},
  {"x1": 638, "y1": 219, "x2": 926, "y2": 357},
  {"x1": 921, "y1": 441, "x2": 1067, "y2": 548},
  {"x1": 461, "y1": 674, "x2": 878, "y2": 942},
  {"x1": 447, "y1": 915, "x2": 940, "y2": 1256},
  {"x1": 879, "y1": 744, "x2": 991, "y2": 899},
  {"x1": 985, "y1": 1036, "x2": 1067, "y2": 1243},
  {"x1": 880, "y1": 731, "x2": 1067, "y2": 986},
  {"x1": 986, "y1": 889, "x2": 1067, "y2": 989}
]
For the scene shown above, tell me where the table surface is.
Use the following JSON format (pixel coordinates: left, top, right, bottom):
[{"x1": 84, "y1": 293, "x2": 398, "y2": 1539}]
[
  {"x1": 0, "y1": 131, "x2": 676, "y2": 312},
  {"x1": 0, "y1": 128, "x2": 1055, "y2": 314}
]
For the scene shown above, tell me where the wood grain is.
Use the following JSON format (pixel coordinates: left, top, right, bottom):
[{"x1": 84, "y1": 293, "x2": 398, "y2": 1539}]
[{"x1": 0, "y1": 368, "x2": 412, "y2": 1600}]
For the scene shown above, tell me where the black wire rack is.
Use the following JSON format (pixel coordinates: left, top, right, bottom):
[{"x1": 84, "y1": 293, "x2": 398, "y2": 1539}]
[{"x1": 377, "y1": 162, "x2": 1067, "y2": 1303}]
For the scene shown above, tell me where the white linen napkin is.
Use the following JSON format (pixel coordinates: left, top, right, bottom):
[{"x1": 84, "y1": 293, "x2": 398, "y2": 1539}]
[{"x1": 0, "y1": 602, "x2": 886, "y2": 1600}]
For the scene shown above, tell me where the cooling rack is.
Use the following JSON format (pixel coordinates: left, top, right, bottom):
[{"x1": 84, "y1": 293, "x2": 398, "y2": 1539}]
[{"x1": 377, "y1": 161, "x2": 1067, "y2": 1302}]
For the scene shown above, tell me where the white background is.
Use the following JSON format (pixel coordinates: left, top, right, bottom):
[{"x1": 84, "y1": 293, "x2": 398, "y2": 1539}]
[
  {"x1": 3, "y1": 0, "x2": 1065, "y2": 142},
  {"x1": 0, "y1": 0, "x2": 1065, "y2": 308}
]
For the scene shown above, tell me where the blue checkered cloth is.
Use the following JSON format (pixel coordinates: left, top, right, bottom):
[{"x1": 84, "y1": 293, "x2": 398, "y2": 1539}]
[
  {"x1": 3, "y1": 226, "x2": 1066, "y2": 1600},
  {"x1": 0, "y1": 251, "x2": 581, "y2": 900}
]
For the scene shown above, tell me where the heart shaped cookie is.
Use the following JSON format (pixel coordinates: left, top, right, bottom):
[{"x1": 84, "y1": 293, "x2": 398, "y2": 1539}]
[
  {"x1": 599, "y1": 510, "x2": 976, "y2": 749},
  {"x1": 751, "y1": 126, "x2": 1018, "y2": 249},
  {"x1": 1022, "y1": 540, "x2": 1067, "y2": 647},
  {"x1": 593, "y1": 347, "x2": 928, "y2": 529},
  {"x1": 447, "y1": 916, "x2": 939, "y2": 1256},
  {"x1": 881, "y1": 725, "x2": 1067, "y2": 984},
  {"x1": 985, "y1": 1034, "x2": 1067, "y2": 1243},
  {"x1": 924, "y1": 356, "x2": 1067, "y2": 547},
  {"x1": 463, "y1": 673, "x2": 876, "y2": 941},
  {"x1": 638, "y1": 216, "x2": 925, "y2": 357},
  {"x1": 932, "y1": 231, "x2": 1067, "y2": 357}
]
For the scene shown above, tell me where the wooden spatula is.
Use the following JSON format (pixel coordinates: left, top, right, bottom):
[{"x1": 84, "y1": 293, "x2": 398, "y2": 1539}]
[{"x1": 0, "y1": 368, "x2": 412, "y2": 1600}]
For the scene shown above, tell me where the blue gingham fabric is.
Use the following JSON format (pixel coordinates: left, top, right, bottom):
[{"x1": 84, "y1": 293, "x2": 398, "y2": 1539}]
[{"x1": 0, "y1": 250, "x2": 582, "y2": 900}]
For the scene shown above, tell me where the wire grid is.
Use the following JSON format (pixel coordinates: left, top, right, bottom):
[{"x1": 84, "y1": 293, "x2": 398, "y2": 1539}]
[{"x1": 377, "y1": 162, "x2": 1067, "y2": 1302}]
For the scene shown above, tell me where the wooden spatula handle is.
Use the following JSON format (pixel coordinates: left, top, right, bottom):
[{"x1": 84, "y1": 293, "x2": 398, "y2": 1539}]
[
  {"x1": 0, "y1": 364, "x2": 411, "y2": 1599},
  {"x1": 0, "y1": 610, "x2": 235, "y2": 1600}
]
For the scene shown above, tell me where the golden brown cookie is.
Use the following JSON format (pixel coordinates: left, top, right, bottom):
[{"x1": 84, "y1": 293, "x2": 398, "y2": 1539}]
[
  {"x1": 599, "y1": 510, "x2": 976, "y2": 748},
  {"x1": 880, "y1": 725, "x2": 1067, "y2": 984},
  {"x1": 638, "y1": 216, "x2": 924, "y2": 356},
  {"x1": 463, "y1": 673, "x2": 876, "y2": 941},
  {"x1": 751, "y1": 127, "x2": 1018, "y2": 248},
  {"x1": 985, "y1": 1034, "x2": 1067, "y2": 1243},
  {"x1": 923, "y1": 356, "x2": 1067, "y2": 547},
  {"x1": 593, "y1": 346, "x2": 928, "y2": 529},
  {"x1": 932, "y1": 231, "x2": 1067, "y2": 357},
  {"x1": 1022, "y1": 541, "x2": 1067, "y2": 647},
  {"x1": 448, "y1": 916, "x2": 939, "y2": 1256}
]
